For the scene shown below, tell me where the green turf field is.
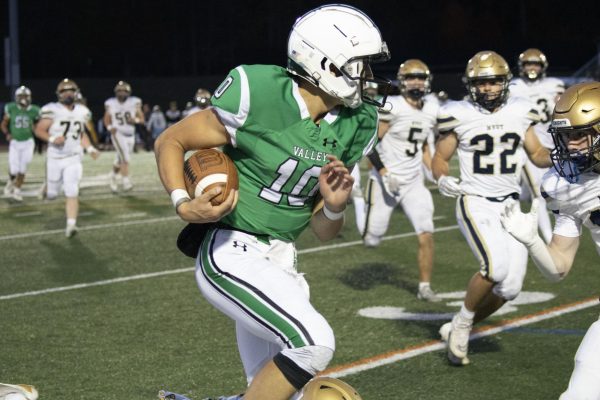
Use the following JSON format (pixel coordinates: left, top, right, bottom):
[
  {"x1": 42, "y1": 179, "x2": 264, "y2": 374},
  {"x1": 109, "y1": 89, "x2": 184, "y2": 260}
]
[{"x1": 0, "y1": 151, "x2": 598, "y2": 399}]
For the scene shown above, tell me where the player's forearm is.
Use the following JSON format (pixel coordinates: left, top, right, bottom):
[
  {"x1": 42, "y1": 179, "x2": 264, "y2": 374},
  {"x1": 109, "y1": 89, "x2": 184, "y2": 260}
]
[
  {"x1": 0, "y1": 118, "x2": 9, "y2": 135},
  {"x1": 530, "y1": 147, "x2": 552, "y2": 168},
  {"x1": 154, "y1": 135, "x2": 187, "y2": 193},
  {"x1": 431, "y1": 154, "x2": 449, "y2": 180},
  {"x1": 310, "y1": 209, "x2": 344, "y2": 241},
  {"x1": 526, "y1": 236, "x2": 574, "y2": 282}
]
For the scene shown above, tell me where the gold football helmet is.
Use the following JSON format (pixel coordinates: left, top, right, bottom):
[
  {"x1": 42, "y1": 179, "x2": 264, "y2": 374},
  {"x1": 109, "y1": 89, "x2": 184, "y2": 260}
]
[
  {"x1": 14, "y1": 85, "x2": 32, "y2": 108},
  {"x1": 549, "y1": 81, "x2": 600, "y2": 182},
  {"x1": 114, "y1": 80, "x2": 132, "y2": 101},
  {"x1": 194, "y1": 88, "x2": 212, "y2": 108},
  {"x1": 56, "y1": 78, "x2": 79, "y2": 105},
  {"x1": 302, "y1": 377, "x2": 363, "y2": 400},
  {"x1": 518, "y1": 48, "x2": 548, "y2": 81},
  {"x1": 397, "y1": 59, "x2": 432, "y2": 100},
  {"x1": 463, "y1": 51, "x2": 512, "y2": 111}
]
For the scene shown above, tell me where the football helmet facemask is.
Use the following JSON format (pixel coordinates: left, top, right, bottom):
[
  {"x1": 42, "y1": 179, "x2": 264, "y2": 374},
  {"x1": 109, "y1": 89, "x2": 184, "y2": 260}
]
[
  {"x1": 549, "y1": 81, "x2": 600, "y2": 183},
  {"x1": 287, "y1": 4, "x2": 391, "y2": 109},
  {"x1": 56, "y1": 78, "x2": 79, "y2": 106},
  {"x1": 114, "y1": 80, "x2": 132, "y2": 102},
  {"x1": 302, "y1": 377, "x2": 363, "y2": 400},
  {"x1": 397, "y1": 59, "x2": 432, "y2": 101},
  {"x1": 463, "y1": 51, "x2": 512, "y2": 112},
  {"x1": 14, "y1": 86, "x2": 32, "y2": 108},
  {"x1": 518, "y1": 48, "x2": 548, "y2": 82},
  {"x1": 194, "y1": 88, "x2": 212, "y2": 108}
]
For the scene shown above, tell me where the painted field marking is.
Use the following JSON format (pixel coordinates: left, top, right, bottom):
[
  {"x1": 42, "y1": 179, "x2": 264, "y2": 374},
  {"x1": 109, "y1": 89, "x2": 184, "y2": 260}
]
[
  {"x1": 325, "y1": 297, "x2": 599, "y2": 378},
  {"x1": 0, "y1": 216, "x2": 179, "y2": 241},
  {"x1": 0, "y1": 225, "x2": 459, "y2": 301}
]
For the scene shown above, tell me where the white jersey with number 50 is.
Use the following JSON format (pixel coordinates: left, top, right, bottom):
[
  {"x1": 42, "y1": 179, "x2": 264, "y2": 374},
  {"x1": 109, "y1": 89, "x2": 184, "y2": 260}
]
[
  {"x1": 40, "y1": 102, "x2": 91, "y2": 159},
  {"x1": 377, "y1": 94, "x2": 439, "y2": 184},
  {"x1": 437, "y1": 97, "x2": 539, "y2": 197},
  {"x1": 104, "y1": 96, "x2": 141, "y2": 135}
]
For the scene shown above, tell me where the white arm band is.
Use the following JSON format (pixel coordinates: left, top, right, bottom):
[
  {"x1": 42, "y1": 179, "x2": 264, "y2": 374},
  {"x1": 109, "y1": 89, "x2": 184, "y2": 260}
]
[
  {"x1": 170, "y1": 189, "x2": 191, "y2": 209},
  {"x1": 322, "y1": 204, "x2": 344, "y2": 221},
  {"x1": 86, "y1": 146, "x2": 98, "y2": 153},
  {"x1": 527, "y1": 236, "x2": 563, "y2": 283},
  {"x1": 48, "y1": 136, "x2": 56, "y2": 144}
]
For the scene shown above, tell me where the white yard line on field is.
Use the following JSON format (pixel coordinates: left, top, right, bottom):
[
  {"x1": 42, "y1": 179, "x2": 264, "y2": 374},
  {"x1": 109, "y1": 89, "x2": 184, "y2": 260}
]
[
  {"x1": 0, "y1": 216, "x2": 179, "y2": 241},
  {"x1": 0, "y1": 225, "x2": 459, "y2": 300},
  {"x1": 324, "y1": 297, "x2": 599, "y2": 378}
]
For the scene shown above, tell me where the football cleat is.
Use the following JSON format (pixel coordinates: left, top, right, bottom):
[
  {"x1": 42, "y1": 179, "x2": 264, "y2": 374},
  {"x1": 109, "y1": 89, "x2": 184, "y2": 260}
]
[
  {"x1": 3, "y1": 180, "x2": 14, "y2": 196},
  {"x1": 65, "y1": 224, "x2": 78, "y2": 238},
  {"x1": 109, "y1": 174, "x2": 119, "y2": 193},
  {"x1": 122, "y1": 178, "x2": 133, "y2": 192},
  {"x1": 417, "y1": 285, "x2": 442, "y2": 302},
  {"x1": 0, "y1": 383, "x2": 39, "y2": 400},
  {"x1": 11, "y1": 189, "x2": 23, "y2": 202},
  {"x1": 447, "y1": 314, "x2": 472, "y2": 366},
  {"x1": 158, "y1": 390, "x2": 192, "y2": 400},
  {"x1": 439, "y1": 321, "x2": 451, "y2": 342}
]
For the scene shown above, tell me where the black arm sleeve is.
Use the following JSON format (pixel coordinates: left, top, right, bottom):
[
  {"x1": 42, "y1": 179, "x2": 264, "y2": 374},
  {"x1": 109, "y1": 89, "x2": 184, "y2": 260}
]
[{"x1": 367, "y1": 148, "x2": 385, "y2": 171}]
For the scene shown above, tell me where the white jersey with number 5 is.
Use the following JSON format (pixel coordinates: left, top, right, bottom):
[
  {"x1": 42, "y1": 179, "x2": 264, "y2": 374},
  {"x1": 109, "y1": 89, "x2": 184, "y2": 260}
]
[
  {"x1": 40, "y1": 102, "x2": 91, "y2": 159},
  {"x1": 377, "y1": 94, "x2": 439, "y2": 184},
  {"x1": 104, "y1": 96, "x2": 141, "y2": 135},
  {"x1": 437, "y1": 97, "x2": 539, "y2": 197}
]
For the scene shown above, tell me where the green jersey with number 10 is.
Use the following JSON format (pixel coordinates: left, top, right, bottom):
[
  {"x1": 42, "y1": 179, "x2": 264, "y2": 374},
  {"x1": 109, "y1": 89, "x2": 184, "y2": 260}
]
[
  {"x1": 211, "y1": 65, "x2": 378, "y2": 241},
  {"x1": 4, "y1": 102, "x2": 40, "y2": 141}
]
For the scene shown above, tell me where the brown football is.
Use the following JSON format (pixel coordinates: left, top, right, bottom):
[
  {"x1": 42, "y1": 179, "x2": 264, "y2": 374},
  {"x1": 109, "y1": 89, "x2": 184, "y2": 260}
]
[{"x1": 183, "y1": 149, "x2": 239, "y2": 206}]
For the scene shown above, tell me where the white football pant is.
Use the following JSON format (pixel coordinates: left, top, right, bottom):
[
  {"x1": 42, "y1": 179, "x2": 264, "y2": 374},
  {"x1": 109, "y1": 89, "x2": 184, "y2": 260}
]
[
  {"x1": 456, "y1": 195, "x2": 528, "y2": 300},
  {"x1": 112, "y1": 131, "x2": 135, "y2": 164},
  {"x1": 560, "y1": 318, "x2": 600, "y2": 400},
  {"x1": 8, "y1": 138, "x2": 34, "y2": 175},
  {"x1": 195, "y1": 227, "x2": 335, "y2": 386},
  {"x1": 46, "y1": 155, "x2": 83, "y2": 199}
]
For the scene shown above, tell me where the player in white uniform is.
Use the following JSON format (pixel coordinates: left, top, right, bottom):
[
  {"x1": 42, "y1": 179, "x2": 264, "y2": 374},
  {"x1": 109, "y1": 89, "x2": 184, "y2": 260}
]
[
  {"x1": 432, "y1": 51, "x2": 552, "y2": 365},
  {"x1": 501, "y1": 82, "x2": 600, "y2": 400},
  {"x1": 104, "y1": 81, "x2": 144, "y2": 192},
  {"x1": 34, "y1": 79, "x2": 99, "y2": 237},
  {"x1": 509, "y1": 48, "x2": 566, "y2": 243},
  {"x1": 185, "y1": 88, "x2": 212, "y2": 117},
  {"x1": 363, "y1": 59, "x2": 440, "y2": 302}
]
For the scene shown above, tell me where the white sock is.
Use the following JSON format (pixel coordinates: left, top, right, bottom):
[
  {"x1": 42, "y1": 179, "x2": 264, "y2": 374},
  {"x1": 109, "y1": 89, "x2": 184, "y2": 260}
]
[
  {"x1": 419, "y1": 282, "x2": 431, "y2": 290},
  {"x1": 67, "y1": 218, "x2": 77, "y2": 227},
  {"x1": 13, "y1": 187, "x2": 21, "y2": 194},
  {"x1": 459, "y1": 304, "x2": 475, "y2": 321}
]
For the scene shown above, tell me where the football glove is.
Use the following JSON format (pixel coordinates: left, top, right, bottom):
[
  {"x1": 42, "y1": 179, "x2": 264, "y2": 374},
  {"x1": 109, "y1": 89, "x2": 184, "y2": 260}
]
[
  {"x1": 500, "y1": 199, "x2": 539, "y2": 247},
  {"x1": 381, "y1": 172, "x2": 401, "y2": 196},
  {"x1": 437, "y1": 175, "x2": 461, "y2": 197}
]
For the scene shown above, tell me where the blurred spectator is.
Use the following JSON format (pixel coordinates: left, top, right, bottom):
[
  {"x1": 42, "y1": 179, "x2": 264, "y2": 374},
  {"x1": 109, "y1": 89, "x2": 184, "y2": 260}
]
[
  {"x1": 182, "y1": 101, "x2": 193, "y2": 118},
  {"x1": 165, "y1": 101, "x2": 181, "y2": 126},
  {"x1": 147, "y1": 105, "x2": 166, "y2": 146},
  {"x1": 142, "y1": 103, "x2": 151, "y2": 121}
]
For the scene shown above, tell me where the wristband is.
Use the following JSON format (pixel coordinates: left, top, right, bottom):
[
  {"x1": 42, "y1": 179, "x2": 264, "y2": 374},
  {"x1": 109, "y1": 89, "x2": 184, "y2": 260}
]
[
  {"x1": 86, "y1": 146, "x2": 97, "y2": 153},
  {"x1": 48, "y1": 136, "x2": 56, "y2": 144},
  {"x1": 107, "y1": 124, "x2": 114, "y2": 130},
  {"x1": 171, "y1": 189, "x2": 191, "y2": 209},
  {"x1": 322, "y1": 204, "x2": 344, "y2": 221},
  {"x1": 134, "y1": 117, "x2": 141, "y2": 124}
]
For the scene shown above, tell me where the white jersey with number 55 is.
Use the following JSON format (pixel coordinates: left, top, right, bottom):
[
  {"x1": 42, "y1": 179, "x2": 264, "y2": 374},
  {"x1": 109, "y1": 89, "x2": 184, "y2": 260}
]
[
  {"x1": 40, "y1": 102, "x2": 91, "y2": 159},
  {"x1": 437, "y1": 97, "x2": 539, "y2": 197},
  {"x1": 377, "y1": 93, "x2": 439, "y2": 184},
  {"x1": 104, "y1": 96, "x2": 141, "y2": 135}
]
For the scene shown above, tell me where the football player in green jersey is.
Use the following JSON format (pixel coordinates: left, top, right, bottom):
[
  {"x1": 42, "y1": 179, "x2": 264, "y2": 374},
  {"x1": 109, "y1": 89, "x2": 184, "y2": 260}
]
[
  {"x1": 1, "y1": 86, "x2": 40, "y2": 201},
  {"x1": 155, "y1": 5, "x2": 390, "y2": 400}
]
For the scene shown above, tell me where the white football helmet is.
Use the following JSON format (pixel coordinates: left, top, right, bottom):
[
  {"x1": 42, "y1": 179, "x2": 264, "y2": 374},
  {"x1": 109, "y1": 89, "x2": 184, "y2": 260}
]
[
  {"x1": 14, "y1": 86, "x2": 32, "y2": 108},
  {"x1": 287, "y1": 4, "x2": 391, "y2": 109}
]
